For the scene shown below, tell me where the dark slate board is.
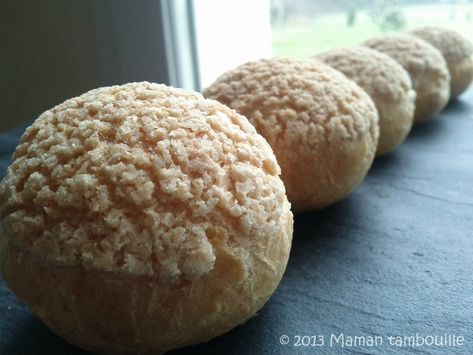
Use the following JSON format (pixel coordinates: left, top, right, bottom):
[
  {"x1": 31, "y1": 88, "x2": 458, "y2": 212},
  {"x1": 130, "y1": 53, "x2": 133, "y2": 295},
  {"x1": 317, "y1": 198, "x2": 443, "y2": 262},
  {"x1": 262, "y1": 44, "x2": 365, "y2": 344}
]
[{"x1": 1, "y1": 90, "x2": 472, "y2": 355}]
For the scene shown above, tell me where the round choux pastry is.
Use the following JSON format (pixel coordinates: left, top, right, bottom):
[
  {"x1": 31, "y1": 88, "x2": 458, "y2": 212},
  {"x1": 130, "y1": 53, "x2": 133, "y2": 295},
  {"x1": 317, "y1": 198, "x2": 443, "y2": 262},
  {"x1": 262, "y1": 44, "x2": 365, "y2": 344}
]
[
  {"x1": 363, "y1": 33, "x2": 451, "y2": 123},
  {"x1": 315, "y1": 46, "x2": 416, "y2": 155},
  {"x1": 410, "y1": 26, "x2": 473, "y2": 98},
  {"x1": 0, "y1": 82, "x2": 293, "y2": 354},
  {"x1": 203, "y1": 58, "x2": 379, "y2": 212}
]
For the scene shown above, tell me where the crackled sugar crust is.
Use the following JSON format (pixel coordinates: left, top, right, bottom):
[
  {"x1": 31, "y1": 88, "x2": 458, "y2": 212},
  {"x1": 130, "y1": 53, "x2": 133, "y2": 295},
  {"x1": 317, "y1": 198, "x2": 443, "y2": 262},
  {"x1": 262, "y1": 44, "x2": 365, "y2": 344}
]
[
  {"x1": 410, "y1": 26, "x2": 473, "y2": 98},
  {"x1": 0, "y1": 82, "x2": 289, "y2": 283},
  {"x1": 363, "y1": 34, "x2": 450, "y2": 122},
  {"x1": 411, "y1": 27, "x2": 473, "y2": 66},
  {"x1": 316, "y1": 46, "x2": 416, "y2": 155},
  {"x1": 203, "y1": 58, "x2": 377, "y2": 147},
  {"x1": 203, "y1": 58, "x2": 379, "y2": 211},
  {"x1": 316, "y1": 46, "x2": 414, "y2": 105}
]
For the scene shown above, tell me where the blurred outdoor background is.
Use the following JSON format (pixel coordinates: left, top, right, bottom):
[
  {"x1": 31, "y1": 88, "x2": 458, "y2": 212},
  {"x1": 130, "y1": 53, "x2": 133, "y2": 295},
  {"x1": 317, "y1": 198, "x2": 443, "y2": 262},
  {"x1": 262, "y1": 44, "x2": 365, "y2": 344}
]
[
  {"x1": 2, "y1": 0, "x2": 471, "y2": 131},
  {"x1": 272, "y1": 0, "x2": 473, "y2": 58}
]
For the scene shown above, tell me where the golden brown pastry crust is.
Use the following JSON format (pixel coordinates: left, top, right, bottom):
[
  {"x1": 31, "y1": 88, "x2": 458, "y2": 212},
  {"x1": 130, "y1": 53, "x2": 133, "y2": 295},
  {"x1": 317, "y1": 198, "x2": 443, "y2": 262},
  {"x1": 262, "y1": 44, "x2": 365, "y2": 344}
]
[
  {"x1": 0, "y1": 82, "x2": 293, "y2": 354},
  {"x1": 204, "y1": 58, "x2": 379, "y2": 212},
  {"x1": 1, "y1": 217, "x2": 292, "y2": 354},
  {"x1": 410, "y1": 26, "x2": 473, "y2": 98},
  {"x1": 316, "y1": 46, "x2": 416, "y2": 155},
  {"x1": 363, "y1": 34, "x2": 450, "y2": 123}
]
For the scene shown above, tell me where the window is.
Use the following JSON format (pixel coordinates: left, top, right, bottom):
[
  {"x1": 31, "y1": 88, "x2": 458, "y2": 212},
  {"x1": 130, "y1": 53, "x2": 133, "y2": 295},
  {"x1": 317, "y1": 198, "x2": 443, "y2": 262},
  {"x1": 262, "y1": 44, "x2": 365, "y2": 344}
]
[
  {"x1": 190, "y1": 0, "x2": 472, "y2": 89},
  {"x1": 271, "y1": 0, "x2": 473, "y2": 58},
  {"x1": 192, "y1": 0, "x2": 272, "y2": 89}
]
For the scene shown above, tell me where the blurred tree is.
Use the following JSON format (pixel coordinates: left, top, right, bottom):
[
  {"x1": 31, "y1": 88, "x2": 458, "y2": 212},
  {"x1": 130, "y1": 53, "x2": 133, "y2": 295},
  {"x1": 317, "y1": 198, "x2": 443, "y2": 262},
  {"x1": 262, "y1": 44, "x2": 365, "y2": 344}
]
[
  {"x1": 271, "y1": 0, "x2": 286, "y2": 27},
  {"x1": 370, "y1": 0, "x2": 406, "y2": 32},
  {"x1": 346, "y1": 7, "x2": 357, "y2": 27},
  {"x1": 382, "y1": 10, "x2": 405, "y2": 31}
]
